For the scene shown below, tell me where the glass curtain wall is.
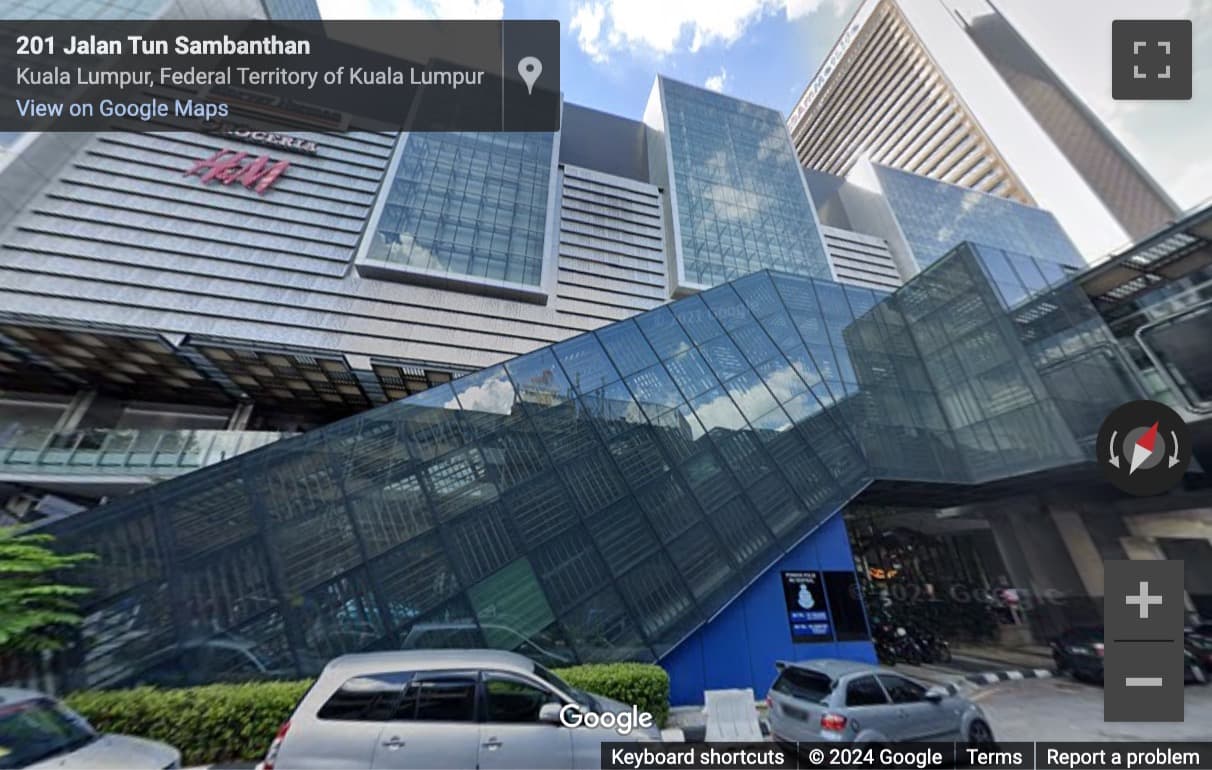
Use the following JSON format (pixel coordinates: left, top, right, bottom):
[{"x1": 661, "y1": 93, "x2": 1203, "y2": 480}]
[
  {"x1": 40, "y1": 244, "x2": 1138, "y2": 690},
  {"x1": 660, "y1": 78, "x2": 831, "y2": 287},
  {"x1": 362, "y1": 132, "x2": 554, "y2": 289}
]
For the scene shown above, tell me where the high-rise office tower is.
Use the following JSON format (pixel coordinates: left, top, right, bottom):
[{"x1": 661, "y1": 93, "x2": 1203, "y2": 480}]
[{"x1": 788, "y1": 0, "x2": 1179, "y2": 260}]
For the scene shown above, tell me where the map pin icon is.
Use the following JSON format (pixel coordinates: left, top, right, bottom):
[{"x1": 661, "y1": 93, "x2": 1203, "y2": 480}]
[{"x1": 518, "y1": 56, "x2": 542, "y2": 95}]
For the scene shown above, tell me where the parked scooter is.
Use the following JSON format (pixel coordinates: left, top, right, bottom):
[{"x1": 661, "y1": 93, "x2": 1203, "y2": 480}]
[
  {"x1": 915, "y1": 626, "x2": 952, "y2": 664},
  {"x1": 873, "y1": 622, "x2": 900, "y2": 665},
  {"x1": 873, "y1": 620, "x2": 924, "y2": 664},
  {"x1": 871, "y1": 616, "x2": 950, "y2": 665},
  {"x1": 890, "y1": 625, "x2": 924, "y2": 665}
]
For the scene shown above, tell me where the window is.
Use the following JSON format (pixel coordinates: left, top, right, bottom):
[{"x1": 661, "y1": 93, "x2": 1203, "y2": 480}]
[
  {"x1": 531, "y1": 663, "x2": 592, "y2": 708},
  {"x1": 483, "y1": 674, "x2": 557, "y2": 722},
  {"x1": 878, "y1": 675, "x2": 926, "y2": 704},
  {"x1": 771, "y1": 668, "x2": 832, "y2": 704},
  {"x1": 317, "y1": 672, "x2": 411, "y2": 721},
  {"x1": 0, "y1": 698, "x2": 96, "y2": 770},
  {"x1": 396, "y1": 674, "x2": 478, "y2": 721},
  {"x1": 844, "y1": 676, "x2": 888, "y2": 707}
]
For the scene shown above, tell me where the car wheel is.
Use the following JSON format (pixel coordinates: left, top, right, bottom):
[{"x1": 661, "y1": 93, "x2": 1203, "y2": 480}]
[{"x1": 967, "y1": 719, "x2": 995, "y2": 748}]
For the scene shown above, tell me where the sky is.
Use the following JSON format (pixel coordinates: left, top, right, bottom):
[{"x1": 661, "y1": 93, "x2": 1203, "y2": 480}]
[{"x1": 314, "y1": 0, "x2": 1211, "y2": 211}]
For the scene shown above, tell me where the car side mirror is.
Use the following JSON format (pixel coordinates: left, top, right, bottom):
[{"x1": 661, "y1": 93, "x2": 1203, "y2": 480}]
[
  {"x1": 923, "y1": 688, "x2": 945, "y2": 703},
  {"x1": 539, "y1": 703, "x2": 566, "y2": 724}
]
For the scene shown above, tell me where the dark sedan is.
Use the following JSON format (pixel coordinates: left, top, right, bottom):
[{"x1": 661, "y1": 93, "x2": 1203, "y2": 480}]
[
  {"x1": 1052, "y1": 626, "x2": 1207, "y2": 684},
  {"x1": 1051, "y1": 627, "x2": 1105, "y2": 682}
]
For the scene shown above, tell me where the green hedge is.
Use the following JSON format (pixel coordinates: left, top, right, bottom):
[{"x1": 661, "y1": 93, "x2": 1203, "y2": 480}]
[
  {"x1": 66, "y1": 679, "x2": 312, "y2": 766},
  {"x1": 65, "y1": 662, "x2": 669, "y2": 765},
  {"x1": 555, "y1": 662, "x2": 670, "y2": 728}
]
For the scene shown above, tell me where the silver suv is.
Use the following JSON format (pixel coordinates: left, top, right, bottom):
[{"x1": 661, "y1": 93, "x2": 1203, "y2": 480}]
[
  {"x1": 766, "y1": 659, "x2": 993, "y2": 746},
  {"x1": 263, "y1": 649, "x2": 662, "y2": 769}
]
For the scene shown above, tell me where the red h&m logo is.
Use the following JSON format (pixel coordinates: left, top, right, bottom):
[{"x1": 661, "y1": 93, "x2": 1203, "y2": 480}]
[{"x1": 184, "y1": 149, "x2": 289, "y2": 195}]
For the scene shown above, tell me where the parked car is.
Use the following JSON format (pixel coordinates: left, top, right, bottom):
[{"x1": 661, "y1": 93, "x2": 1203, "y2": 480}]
[
  {"x1": 0, "y1": 687, "x2": 180, "y2": 769},
  {"x1": 765, "y1": 659, "x2": 994, "y2": 747},
  {"x1": 1184, "y1": 631, "x2": 1212, "y2": 673},
  {"x1": 1052, "y1": 626, "x2": 1208, "y2": 684},
  {"x1": 262, "y1": 649, "x2": 661, "y2": 770},
  {"x1": 1050, "y1": 626, "x2": 1105, "y2": 682}
]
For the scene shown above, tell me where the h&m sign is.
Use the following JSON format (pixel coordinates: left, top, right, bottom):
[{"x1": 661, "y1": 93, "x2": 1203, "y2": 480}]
[{"x1": 184, "y1": 149, "x2": 288, "y2": 195}]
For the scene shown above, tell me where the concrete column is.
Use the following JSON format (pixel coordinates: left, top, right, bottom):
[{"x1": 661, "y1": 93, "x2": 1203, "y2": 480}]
[
  {"x1": 1050, "y1": 507, "x2": 1106, "y2": 600},
  {"x1": 990, "y1": 494, "x2": 1117, "y2": 637},
  {"x1": 987, "y1": 506, "x2": 1091, "y2": 641}
]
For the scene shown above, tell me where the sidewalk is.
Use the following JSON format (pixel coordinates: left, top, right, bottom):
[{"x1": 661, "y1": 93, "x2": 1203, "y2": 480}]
[{"x1": 951, "y1": 643, "x2": 1053, "y2": 670}]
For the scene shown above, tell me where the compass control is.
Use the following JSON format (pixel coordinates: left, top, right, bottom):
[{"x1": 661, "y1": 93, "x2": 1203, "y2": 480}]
[{"x1": 1096, "y1": 400, "x2": 1191, "y2": 496}]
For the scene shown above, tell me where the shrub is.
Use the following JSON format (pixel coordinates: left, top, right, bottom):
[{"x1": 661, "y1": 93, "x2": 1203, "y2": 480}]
[
  {"x1": 554, "y1": 662, "x2": 670, "y2": 727},
  {"x1": 65, "y1": 679, "x2": 311, "y2": 766},
  {"x1": 64, "y1": 662, "x2": 670, "y2": 765}
]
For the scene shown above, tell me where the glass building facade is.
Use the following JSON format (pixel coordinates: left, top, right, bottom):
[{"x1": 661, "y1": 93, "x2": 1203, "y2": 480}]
[
  {"x1": 359, "y1": 132, "x2": 556, "y2": 293},
  {"x1": 841, "y1": 242, "x2": 1137, "y2": 482},
  {"x1": 871, "y1": 163, "x2": 1084, "y2": 271},
  {"x1": 36, "y1": 239, "x2": 1142, "y2": 691},
  {"x1": 655, "y1": 78, "x2": 831, "y2": 289}
]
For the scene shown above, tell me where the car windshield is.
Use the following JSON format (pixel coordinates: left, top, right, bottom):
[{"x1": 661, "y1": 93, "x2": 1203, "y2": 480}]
[
  {"x1": 1069, "y1": 627, "x2": 1104, "y2": 643},
  {"x1": 530, "y1": 663, "x2": 594, "y2": 709},
  {"x1": 0, "y1": 698, "x2": 97, "y2": 769}
]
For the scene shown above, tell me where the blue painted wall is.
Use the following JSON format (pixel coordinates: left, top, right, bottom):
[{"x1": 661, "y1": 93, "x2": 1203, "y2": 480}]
[{"x1": 660, "y1": 513, "x2": 877, "y2": 706}]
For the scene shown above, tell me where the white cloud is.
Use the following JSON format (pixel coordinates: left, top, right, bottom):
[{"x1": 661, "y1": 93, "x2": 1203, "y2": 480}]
[
  {"x1": 570, "y1": 0, "x2": 846, "y2": 60},
  {"x1": 784, "y1": 0, "x2": 848, "y2": 18},
  {"x1": 704, "y1": 66, "x2": 728, "y2": 93},
  {"x1": 447, "y1": 371, "x2": 515, "y2": 414},
  {"x1": 317, "y1": 0, "x2": 504, "y2": 20},
  {"x1": 571, "y1": 2, "x2": 609, "y2": 63}
]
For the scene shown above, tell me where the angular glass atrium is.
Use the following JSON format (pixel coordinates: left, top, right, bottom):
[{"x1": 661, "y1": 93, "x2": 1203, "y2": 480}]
[{"x1": 43, "y1": 242, "x2": 1139, "y2": 689}]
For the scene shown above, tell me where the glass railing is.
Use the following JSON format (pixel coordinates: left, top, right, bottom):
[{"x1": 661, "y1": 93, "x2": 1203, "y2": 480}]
[{"x1": 0, "y1": 426, "x2": 296, "y2": 476}]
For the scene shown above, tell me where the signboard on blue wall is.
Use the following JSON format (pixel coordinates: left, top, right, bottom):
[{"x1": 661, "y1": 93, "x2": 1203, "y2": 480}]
[{"x1": 781, "y1": 570, "x2": 831, "y2": 642}]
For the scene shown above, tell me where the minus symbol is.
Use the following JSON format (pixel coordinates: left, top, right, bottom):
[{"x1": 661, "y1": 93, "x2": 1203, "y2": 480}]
[{"x1": 1125, "y1": 677, "x2": 1164, "y2": 687}]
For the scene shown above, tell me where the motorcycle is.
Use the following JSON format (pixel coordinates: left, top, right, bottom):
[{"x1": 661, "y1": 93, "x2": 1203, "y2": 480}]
[
  {"x1": 872, "y1": 621, "x2": 900, "y2": 665},
  {"x1": 872, "y1": 618, "x2": 950, "y2": 666},
  {"x1": 914, "y1": 625, "x2": 953, "y2": 664},
  {"x1": 890, "y1": 625, "x2": 925, "y2": 665}
]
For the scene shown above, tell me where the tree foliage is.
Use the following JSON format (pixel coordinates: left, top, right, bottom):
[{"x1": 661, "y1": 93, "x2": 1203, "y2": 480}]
[{"x1": 0, "y1": 526, "x2": 94, "y2": 653}]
